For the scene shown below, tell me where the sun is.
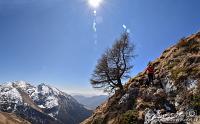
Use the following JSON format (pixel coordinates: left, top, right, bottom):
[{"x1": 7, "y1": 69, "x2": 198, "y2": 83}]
[{"x1": 88, "y1": 0, "x2": 103, "y2": 8}]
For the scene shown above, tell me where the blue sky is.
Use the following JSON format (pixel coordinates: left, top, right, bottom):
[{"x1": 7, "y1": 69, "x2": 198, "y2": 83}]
[{"x1": 0, "y1": 0, "x2": 200, "y2": 95}]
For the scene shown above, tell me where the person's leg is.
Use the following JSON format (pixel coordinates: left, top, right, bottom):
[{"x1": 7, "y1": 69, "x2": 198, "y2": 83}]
[
  {"x1": 151, "y1": 74, "x2": 154, "y2": 85},
  {"x1": 145, "y1": 78, "x2": 149, "y2": 86},
  {"x1": 148, "y1": 74, "x2": 151, "y2": 85},
  {"x1": 148, "y1": 73, "x2": 153, "y2": 85}
]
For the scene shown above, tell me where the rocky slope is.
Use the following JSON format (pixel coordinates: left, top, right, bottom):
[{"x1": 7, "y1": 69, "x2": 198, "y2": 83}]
[
  {"x1": 81, "y1": 31, "x2": 200, "y2": 124},
  {"x1": 0, "y1": 112, "x2": 31, "y2": 124},
  {"x1": 0, "y1": 81, "x2": 92, "y2": 124}
]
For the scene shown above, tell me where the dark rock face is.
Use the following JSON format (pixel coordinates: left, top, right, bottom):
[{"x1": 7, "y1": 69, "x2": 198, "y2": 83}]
[
  {"x1": 54, "y1": 94, "x2": 92, "y2": 124},
  {"x1": 81, "y1": 31, "x2": 200, "y2": 124},
  {"x1": 0, "y1": 81, "x2": 92, "y2": 124},
  {"x1": 16, "y1": 105, "x2": 63, "y2": 124}
]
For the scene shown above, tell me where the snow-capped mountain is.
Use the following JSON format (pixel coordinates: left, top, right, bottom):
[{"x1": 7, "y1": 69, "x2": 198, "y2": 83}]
[{"x1": 0, "y1": 81, "x2": 91, "y2": 124}]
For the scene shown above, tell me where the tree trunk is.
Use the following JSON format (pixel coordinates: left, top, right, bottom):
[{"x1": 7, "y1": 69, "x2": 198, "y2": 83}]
[{"x1": 117, "y1": 79, "x2": 125, "y2": 94}]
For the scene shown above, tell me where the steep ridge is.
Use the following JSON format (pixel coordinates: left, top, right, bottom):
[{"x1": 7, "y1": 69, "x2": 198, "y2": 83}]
[
  {"x1": 82, "y1": 31, "x2": 200, "y2": 124},
  {"x1": 0, "y1": 81, "x2": 92, "y2": 124},
  {"x1": 0, "y1": 112, "x2": 31, "y2": 124}
]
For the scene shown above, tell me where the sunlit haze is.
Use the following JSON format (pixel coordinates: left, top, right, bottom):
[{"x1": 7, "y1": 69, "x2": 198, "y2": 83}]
[{"x1": 88, "y1": 0, "x2": 103, "y2": 8}]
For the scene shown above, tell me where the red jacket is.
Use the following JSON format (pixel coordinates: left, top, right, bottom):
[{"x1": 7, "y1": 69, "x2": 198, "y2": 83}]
[{"x1": 146, "y1": 66, "x2": 154, "y2": 74}]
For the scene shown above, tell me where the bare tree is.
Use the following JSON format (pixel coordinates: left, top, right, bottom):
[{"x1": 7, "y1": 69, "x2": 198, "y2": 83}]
[{"x1": 90, "y1": 32, "x2": 135, "y2": 93}]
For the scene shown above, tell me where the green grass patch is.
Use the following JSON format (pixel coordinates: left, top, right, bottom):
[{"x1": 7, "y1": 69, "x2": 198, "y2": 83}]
[{"x1": 121, "y1": 110, "x2": 138, "y2": 124}]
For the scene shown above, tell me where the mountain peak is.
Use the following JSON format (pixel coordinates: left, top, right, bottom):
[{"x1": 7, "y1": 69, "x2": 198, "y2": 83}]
[
  {"x1": 1, "y1": 81, "x2": 32, "y2": 89},
  {"x1": 37, "y1": 83, "x2": 63, "y2": 96},
  {"x1": 14, "y1": 81, "x2": 32, "y2": 88},
  {"x1": 0, "y1": 81, "x2": 92, "y2": 124}
]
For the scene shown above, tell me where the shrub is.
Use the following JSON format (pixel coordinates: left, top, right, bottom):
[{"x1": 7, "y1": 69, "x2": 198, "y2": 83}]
[
  {"x1": 167, "y1": 60, "x2": 180, "y2": 69},
  {"x1": 177, "y1": 38, "x2": 199, "y2": 53},
  {"x1": 93, "y1": 118, "x2": 104, "y2": 124},
  {"x1": 190, "y1": 81, "x2": 200, "y2": 115},
  {"x1": 121, "y1": 110, "x2": 138, "y2": 124},
  {"x1": 191, "y1": 94, "x2": 200, "y2": 115},
  {"x1": 188, "y1": 42, "x2": 199, "y2": 53},
  {"x1": 177, "y1": 37, "x2": 187, "y2": 48},
  {"x1": 171, "y1": 67, "x2": 187, "y2": 82}
]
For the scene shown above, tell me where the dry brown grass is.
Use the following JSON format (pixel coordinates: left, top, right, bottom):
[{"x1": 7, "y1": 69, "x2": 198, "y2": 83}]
[
  {"x1": 0, "y1": 112, "x2": 31, "y2": 124},
  {"x1": 177, "y1": 38, "x2": 187, "y2": 48}
]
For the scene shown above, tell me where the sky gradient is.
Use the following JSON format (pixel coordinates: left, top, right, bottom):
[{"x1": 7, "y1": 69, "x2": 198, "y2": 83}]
[{"x1": 0, "y1": 0, "x2": 200, "y2": 95}]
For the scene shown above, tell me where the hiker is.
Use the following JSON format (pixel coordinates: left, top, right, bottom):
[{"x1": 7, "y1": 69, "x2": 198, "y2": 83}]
[{"x1": 145, "y1": 62, "x2": 154, "y2": 86}]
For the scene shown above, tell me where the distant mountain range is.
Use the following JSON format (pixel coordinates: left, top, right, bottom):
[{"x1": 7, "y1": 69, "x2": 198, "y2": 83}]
[
  {"x1": 73, "y1": 95, "x2": 108, "y2": 110},
  {"x1": 0, "y1": 81, "x2": 92, "y2": 124}
]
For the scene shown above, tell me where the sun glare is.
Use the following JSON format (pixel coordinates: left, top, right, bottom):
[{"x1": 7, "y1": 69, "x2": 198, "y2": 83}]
[{"x1": 88, "y1": 0, "x2": 102, "y2": 8}]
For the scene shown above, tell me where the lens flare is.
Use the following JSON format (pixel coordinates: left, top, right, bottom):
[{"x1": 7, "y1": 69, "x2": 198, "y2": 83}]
[{"x1": 88, "y1": 0, "x2": 102, "y2": 8}]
